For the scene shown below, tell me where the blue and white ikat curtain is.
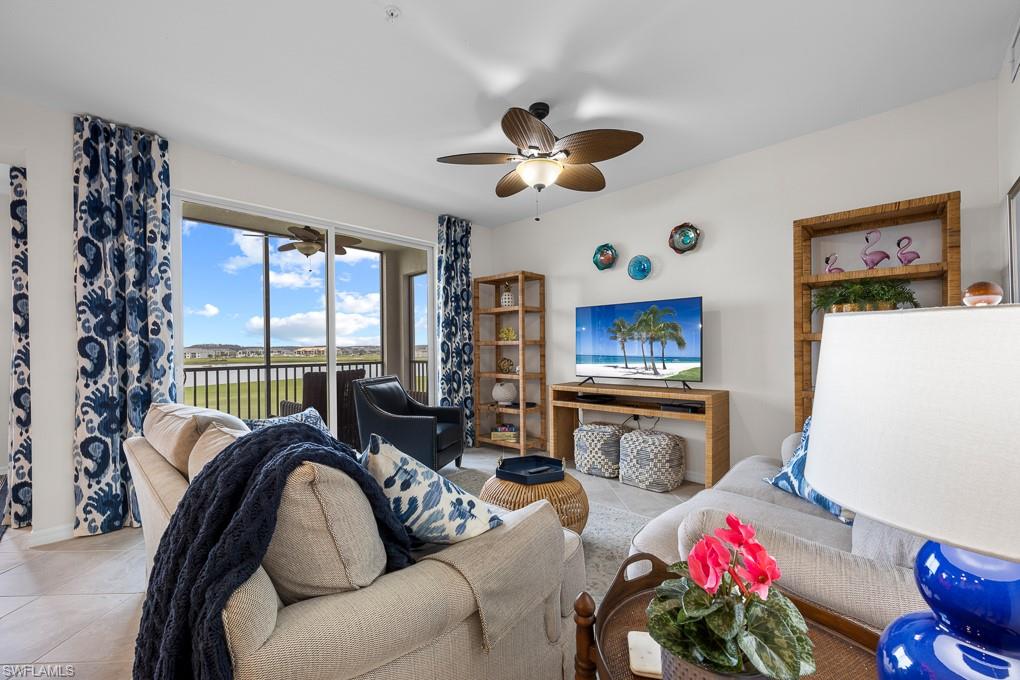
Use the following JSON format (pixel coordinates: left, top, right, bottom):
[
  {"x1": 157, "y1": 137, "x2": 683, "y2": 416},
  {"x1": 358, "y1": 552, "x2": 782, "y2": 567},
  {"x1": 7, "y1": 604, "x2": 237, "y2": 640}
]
[
  {"x1": 72, "y1": 115, "x2": 175, "y2": 536},
  {"x1": 6, "y1": 167, "x2": 32, "y2": 528},
  {"x1": 437, "y1": 215, "x2": 474, "y2": 446}
]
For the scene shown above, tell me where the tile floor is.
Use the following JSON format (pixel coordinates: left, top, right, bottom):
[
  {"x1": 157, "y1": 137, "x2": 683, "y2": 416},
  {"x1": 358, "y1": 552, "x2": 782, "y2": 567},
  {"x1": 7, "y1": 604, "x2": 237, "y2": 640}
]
[{"x1": 0, "y1": 447, "x2": 700, "y2": 676}]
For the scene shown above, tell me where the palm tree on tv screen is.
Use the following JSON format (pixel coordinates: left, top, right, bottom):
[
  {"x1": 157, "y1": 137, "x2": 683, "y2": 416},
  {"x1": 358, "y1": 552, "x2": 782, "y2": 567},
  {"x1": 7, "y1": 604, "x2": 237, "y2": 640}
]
[
  {"x1": 607, "y1": 318, "x2": 633, "y2": 369},
  {"x1": 637, "y1": 305, "x2": 676, "y2": 375},
  {"x1": 660, "y1": 320, "x2": 686, "y2": 369}
]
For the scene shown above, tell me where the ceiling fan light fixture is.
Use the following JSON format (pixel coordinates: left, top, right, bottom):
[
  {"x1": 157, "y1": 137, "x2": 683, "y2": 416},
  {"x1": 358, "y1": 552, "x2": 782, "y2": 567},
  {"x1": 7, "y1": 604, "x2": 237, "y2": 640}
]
[
  {"x1": 295, "y1": 241, "x2": 320, "y2": 256},
  {"x1": 516, "y1": 158, "x2": 562, "y2": 191}
]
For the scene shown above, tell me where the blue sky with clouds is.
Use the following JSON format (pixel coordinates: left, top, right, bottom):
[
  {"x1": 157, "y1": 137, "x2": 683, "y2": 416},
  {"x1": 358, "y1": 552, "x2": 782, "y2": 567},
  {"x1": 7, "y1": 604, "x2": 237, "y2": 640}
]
[{"x1": 182, "y1": 220, "x2": 401, "y2": 347}]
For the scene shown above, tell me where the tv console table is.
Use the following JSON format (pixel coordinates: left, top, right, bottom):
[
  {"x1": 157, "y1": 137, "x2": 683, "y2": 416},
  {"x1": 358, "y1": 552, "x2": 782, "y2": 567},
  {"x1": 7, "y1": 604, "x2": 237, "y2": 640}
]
[{"x1": 548, "y1": 382, "x2": 730, "y2": 487}]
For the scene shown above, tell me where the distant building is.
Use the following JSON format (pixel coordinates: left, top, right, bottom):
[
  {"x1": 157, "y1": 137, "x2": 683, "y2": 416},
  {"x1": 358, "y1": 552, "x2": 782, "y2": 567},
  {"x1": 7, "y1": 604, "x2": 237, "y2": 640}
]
[{"x1": 294, "y1": 346, "x2": 326, "y2": 356}]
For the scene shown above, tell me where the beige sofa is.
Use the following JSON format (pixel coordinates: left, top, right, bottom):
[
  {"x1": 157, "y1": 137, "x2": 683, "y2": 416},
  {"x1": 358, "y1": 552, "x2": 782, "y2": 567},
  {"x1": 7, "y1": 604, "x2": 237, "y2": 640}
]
[
  {"x1": 125, "y1": 403, "x2": 585, "y2": 680},
  {"x1": 630, "y1": 435, "x2": 926, "y2": 633}
]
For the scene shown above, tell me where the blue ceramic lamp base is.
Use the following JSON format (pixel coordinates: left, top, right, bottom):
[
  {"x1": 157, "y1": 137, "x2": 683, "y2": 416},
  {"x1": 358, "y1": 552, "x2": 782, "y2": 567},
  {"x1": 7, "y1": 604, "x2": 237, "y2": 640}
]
[{"x1": 878, "y1": 541, "x2": 1020, "y2": 678}]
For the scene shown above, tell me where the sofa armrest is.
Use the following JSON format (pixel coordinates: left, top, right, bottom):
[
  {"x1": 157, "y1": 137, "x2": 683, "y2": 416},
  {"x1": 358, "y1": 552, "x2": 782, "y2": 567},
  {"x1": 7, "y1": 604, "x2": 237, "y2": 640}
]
[
  {"x1": 232, "y1": 560, "x2": 477, "y2": 679},
  {"x1": 677, "y1": 508, "x2": 925, "y2": 632},
  {"x1": 355, "y1": 394, "x2": 437, "y2": 458},
  {"x1": 423, "y1": 501, "x2": 566, "y2": 647},
  {"x1": 407, "y1": 399, "x2": 462, "y2": 425}
]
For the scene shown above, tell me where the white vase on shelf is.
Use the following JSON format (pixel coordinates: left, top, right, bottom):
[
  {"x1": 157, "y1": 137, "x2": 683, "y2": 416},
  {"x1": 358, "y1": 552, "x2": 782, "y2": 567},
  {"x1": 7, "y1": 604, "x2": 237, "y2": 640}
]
[{"x1": 492, "y1": 381, "x2": 517, "y2": 405}]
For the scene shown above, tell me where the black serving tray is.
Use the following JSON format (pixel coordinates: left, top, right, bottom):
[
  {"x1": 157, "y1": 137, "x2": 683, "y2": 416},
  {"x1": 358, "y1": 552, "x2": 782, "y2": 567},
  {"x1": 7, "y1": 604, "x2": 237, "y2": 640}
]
[{"x1": 495, "y1": 454, "x2": 565, "y2": 485}]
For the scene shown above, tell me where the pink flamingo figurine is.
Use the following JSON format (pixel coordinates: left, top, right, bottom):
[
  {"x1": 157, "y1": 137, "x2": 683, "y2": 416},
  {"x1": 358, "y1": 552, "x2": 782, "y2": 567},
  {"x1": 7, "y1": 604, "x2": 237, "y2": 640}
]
[
  {"x1": 896, "y1": 236, "x2": 920, "y2": 265},
  {"x1": 824, "y1": 254, "x2": 844, "y2": 273},
  {"x1": 860, "y1": 230, "x2": 890, "y2": 269}
]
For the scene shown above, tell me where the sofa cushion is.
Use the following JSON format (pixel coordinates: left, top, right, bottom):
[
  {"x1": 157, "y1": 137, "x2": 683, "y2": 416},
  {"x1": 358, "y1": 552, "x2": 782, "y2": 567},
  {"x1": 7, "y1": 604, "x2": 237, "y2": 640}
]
[
  {"x1": 714, "y1": 456, "x2": 844, "y2": 523},
  {"x1": 851, "y1": 515, "x2": 926, "y2": 569},
  {"x1": 435, "y1": 422, "x2": 460, "y2": 450},
  {"x1": 361, "y1": 434, "x2": 502, "y2": 544},
  {"x1": 631, "y1": 488, "x2": 852, "y2": 567},
  {"x1": 262, "y1": 462, "x2": 387, "y2": 605},
  {"x1": 188, "y1": 423, "x2": 249, "y2": 481},
  {"x1": 143, "y1": 403, "x2": 248, "y2": 475},
  {"x1": 245, "y1": 407, "x2": 328, "y2": 433}
]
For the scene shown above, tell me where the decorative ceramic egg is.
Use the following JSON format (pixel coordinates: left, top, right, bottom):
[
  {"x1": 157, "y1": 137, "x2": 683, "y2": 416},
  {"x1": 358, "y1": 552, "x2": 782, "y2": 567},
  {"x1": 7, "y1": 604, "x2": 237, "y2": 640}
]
[
  {"x1": 492, "y1": 381, "x2": 518, "y2": 405},
  {"x1": 628, "y1": 255, "x2": 652, "y2": 280},
  {"x1": 668, "y1": 223, "x2": 702, "y2": 254},
  {"x1": 593, "y1": 243, "x2": 618, "y2": 271},
  {"x1": 500, "y1": 282, "x2": 515, "y2": 307}
]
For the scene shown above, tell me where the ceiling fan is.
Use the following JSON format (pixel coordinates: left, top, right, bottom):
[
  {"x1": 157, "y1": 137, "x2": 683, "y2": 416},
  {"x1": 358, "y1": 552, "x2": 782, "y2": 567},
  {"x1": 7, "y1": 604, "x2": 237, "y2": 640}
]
[
  {"x1": 245, "y1": 226, "x2": 363, "y2": 257},
  {"x1": 437, "y1": 102, "x2": 643, "y2": 197}
]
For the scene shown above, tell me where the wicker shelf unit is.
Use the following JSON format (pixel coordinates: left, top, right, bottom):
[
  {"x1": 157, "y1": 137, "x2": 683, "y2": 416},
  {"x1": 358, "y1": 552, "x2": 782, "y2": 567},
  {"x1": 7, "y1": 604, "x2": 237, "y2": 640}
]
[
  {"x1": 793, "y1": 191, "x2": 961, "y2": 427},
  {"x1": 472, "y1": 271, "x2": 547, "y2": 454}
]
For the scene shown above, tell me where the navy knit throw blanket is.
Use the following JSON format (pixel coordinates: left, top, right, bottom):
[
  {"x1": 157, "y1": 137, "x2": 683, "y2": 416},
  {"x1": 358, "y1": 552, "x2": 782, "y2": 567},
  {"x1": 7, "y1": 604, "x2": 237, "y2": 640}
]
[{"x1": 133, "y1": 422, "x2": 414, "y2": 679}]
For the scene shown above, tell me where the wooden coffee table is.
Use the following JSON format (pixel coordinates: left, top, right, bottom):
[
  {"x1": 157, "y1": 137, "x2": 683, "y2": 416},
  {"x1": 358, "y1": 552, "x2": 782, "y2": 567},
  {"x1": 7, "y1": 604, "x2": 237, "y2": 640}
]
[
  {"x1": 479, "y1": 472, "x2": 590, "y2": 533},
  {"x1": 575, "y1": 553, "x2": 878, "y2": 680}
]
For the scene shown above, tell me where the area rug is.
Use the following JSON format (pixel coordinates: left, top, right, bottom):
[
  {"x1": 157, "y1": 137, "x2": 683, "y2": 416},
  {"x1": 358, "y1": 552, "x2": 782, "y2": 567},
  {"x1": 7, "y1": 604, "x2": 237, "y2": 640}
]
[{"x1": 445, "y1": 467, "x2": 649, "y2": 603}]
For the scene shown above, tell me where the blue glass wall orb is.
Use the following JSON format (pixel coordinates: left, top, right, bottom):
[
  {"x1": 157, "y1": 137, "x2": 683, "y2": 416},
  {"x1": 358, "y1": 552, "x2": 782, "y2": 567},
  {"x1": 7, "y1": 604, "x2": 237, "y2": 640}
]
[
  {"x1": 669, "y1": 223, "x2": 702, "y2": 254},
  {"x1": 628, "y1": 255, "x2": 652, "y2": 280}
]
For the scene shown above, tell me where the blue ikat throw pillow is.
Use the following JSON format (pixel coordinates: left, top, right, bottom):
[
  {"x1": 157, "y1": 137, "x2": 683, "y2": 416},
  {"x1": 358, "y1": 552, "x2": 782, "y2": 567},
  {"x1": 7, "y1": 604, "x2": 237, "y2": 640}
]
[
  {"x1": 360, "y1": 434, "x2": 503, "y2": 544},
  {"x1": 766, "y1": 417, "x2": 854, "y2": 525},
  {"x1": 244, "y1": 407, "x2": 329, "y2": 433}
]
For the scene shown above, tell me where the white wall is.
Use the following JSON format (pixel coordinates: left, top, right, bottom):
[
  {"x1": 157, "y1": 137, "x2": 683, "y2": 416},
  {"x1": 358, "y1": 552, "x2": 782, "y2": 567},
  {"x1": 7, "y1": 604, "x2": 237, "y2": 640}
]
[
  {"x1": 0, "y1": 93, "x2": 456, "y2": 542},
  {"x1": 483, "y1": 82, "x2": 1002, "y2": 483},
  {"x1": 1000, "y1": 46, "x2": 1020, "y2": 198}
]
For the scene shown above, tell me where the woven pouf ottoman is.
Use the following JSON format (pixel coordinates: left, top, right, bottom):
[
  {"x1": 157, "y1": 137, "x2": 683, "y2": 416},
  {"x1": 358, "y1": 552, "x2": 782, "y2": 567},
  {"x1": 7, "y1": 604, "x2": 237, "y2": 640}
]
[
  {"x1": 573, "y1": 421, "x2": 632, "y2": 478},
  {"x1": 619, "y1": 430, "x2": 686, "y2": 492}
]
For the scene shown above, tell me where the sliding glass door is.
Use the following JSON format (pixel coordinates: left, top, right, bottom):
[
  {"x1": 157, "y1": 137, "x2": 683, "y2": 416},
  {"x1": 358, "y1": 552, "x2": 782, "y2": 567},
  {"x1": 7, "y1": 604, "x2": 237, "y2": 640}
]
[{"x1": 177, "y1": 199, "x2": 435, "y2": 441}]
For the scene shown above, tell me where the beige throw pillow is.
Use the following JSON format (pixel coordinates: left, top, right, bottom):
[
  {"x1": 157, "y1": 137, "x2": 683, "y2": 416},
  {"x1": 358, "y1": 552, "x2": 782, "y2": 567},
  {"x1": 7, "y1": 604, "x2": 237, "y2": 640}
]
[
  {"x1": 143, "y1": 403, "x2": 248, "y2": 475},
  {"x1": 187, "y1": 423, "x2": 249, "y2": 481},
  {"x1": 262, "y1": 462, "x2": 387, "y2": 605}
]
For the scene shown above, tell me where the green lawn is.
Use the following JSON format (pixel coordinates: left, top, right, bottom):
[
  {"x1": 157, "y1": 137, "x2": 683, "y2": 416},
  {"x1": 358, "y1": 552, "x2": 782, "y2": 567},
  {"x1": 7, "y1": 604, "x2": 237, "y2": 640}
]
[
  {"x1": 183, "y1": 378, "x2": 304, "y2": 420},
  {"x1": 184, "y1": 372, "x2": 431, "y2": 420}
]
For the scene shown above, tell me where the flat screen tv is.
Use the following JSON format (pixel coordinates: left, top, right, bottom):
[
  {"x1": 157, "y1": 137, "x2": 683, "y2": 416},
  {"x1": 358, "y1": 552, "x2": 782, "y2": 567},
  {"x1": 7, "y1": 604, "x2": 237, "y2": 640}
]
[{"x1": 575, "y1": 296, "x2": 702, "y2": 382}]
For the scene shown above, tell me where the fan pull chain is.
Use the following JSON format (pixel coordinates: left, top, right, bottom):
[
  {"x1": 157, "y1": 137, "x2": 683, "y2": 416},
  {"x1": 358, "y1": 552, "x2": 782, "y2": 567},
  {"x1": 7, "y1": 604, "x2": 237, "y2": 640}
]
[{"x1": 534, "y1": 193, "x2": 541, "y2": 222}]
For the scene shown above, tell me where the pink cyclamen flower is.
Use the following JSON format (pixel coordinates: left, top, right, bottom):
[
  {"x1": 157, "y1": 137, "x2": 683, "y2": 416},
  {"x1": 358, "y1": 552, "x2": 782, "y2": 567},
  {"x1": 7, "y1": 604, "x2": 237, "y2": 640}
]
[
  {"x1": 688, "y1": 535, "x2": 731, "y2": 595},
  {"x1": 714, "y1": 513, "x2": 757, "y2": 548},
  {"x1": 736, "y1": 541, "x2": 782, "y2": 600}
]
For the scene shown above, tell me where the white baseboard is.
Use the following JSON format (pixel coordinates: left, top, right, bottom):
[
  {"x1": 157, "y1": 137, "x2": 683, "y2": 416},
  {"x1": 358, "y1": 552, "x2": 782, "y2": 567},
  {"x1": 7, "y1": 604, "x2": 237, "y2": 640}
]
[
  {"x1": 27, "y1": 523, "x2": 74, "y2": 547},
  {"x1": 684, "y1": 470, "x2": 706, "y2": 485}
]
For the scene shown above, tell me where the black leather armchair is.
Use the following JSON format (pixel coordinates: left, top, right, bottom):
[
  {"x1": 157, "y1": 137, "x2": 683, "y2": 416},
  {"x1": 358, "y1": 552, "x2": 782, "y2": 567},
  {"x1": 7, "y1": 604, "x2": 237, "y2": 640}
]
[{"x1": 352, "y1": 375, "x2": 464, "y2": 470}]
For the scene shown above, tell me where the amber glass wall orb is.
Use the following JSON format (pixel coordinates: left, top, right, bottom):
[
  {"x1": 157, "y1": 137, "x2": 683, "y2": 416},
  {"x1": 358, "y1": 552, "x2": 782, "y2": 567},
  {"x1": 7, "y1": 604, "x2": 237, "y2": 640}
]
[{"x1": 962, "y1": 281, "x2": 1004, "y2": 306}]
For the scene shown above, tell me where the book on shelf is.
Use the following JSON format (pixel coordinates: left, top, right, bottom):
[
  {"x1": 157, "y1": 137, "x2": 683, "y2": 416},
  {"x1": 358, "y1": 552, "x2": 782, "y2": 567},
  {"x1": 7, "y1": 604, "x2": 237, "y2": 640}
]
[{"x1": 488, "y1": 432, "x2": 520, "y2": 442}]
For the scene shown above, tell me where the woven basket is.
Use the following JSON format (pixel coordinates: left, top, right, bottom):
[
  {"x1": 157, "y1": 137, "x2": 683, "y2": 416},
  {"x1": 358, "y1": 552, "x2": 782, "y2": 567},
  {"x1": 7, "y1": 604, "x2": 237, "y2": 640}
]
[
  {"x1": 619, "y1": 430, "x2": 686, "y2": 492},
  {"x1": 479, "y1": 473, "x2": 589, "y2": 533},
  {"x1": 573, "y1": 421, "x2": 632, "y2": 478},
  {"x1": 662, "y1": 650, "x2": 763, "y2": 679}
]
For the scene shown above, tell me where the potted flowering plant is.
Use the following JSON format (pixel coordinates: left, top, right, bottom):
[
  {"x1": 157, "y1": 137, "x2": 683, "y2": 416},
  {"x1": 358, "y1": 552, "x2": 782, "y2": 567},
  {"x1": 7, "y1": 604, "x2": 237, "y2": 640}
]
[{"x1": 646, "y1": 514, "x2": 815, "y2": 679}]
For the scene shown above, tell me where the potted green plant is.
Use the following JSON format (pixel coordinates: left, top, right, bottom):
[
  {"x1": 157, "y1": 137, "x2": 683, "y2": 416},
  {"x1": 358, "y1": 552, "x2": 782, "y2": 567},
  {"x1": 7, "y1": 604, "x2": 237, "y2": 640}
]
[
  {"x1": 812, "y1": 279, "x2": 919, "y2": 313},
  {"x1": 647, "y1": 514, "x2": 815, "y2": 679}
]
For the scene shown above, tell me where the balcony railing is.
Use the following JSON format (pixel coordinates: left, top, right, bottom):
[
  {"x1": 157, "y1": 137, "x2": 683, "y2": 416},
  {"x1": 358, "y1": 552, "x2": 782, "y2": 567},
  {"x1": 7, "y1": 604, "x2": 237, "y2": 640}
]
[{"x1": 183, "y1": 360, "x2": 429, "y2": 420}]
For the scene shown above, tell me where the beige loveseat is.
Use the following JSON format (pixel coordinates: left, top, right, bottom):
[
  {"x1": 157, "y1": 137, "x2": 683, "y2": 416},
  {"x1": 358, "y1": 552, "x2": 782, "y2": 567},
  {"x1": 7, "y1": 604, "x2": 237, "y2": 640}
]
[
  {"x1": 630, "y1": 435, "x2": 926, "y2": 633},
  {"x1": 125, "y1": 403, "x2": 585, "y2": 680}
]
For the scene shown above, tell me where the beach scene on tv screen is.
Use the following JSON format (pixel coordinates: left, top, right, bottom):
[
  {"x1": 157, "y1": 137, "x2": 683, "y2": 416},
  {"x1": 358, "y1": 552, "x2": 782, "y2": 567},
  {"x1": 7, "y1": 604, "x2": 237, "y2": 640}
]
[{"x1": 576, "y1": 297, "x2": 702, "y2": 381}]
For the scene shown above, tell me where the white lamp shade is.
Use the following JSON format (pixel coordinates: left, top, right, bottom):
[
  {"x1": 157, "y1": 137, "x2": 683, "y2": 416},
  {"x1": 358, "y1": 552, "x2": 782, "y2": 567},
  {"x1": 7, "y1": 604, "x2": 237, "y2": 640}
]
[
  {"x1": 805, "y1": 305, "x2": 1020, "y2": 562},
  {"x1": 516, "y1": 158, "x2": 562, "y2": 188}
]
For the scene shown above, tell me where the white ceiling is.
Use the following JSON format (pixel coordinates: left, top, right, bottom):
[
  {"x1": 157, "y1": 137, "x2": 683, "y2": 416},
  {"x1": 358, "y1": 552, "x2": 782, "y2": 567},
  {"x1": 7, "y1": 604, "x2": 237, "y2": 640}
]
[{"x1": 1, "y1": 1, "x2": 1017, "y2": 226}]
